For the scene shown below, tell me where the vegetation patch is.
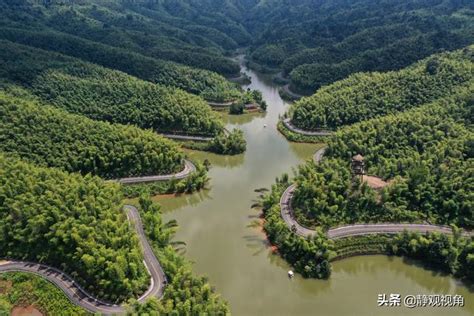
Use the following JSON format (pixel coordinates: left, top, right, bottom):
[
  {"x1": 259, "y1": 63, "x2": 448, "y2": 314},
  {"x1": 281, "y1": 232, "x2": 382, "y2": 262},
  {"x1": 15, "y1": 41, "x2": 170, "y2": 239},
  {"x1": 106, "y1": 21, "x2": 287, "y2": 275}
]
[
  {"x1": 291, "y1": 87, "x2": 473, "y2": 229},
  {"x1": 179, "y1": 130, "x2": 247, "y2": 155},
  {"x1": 0, "y1": 154, "x2": 150, "y2": 302},
  {"x1": 261, "y1": 179, "x2": 474, "y2": 284},
  {"x1": 278, "y1": 86, "x2": 302, "y2": 102},
  {"x1": 389, "y1": 231, "x2": 474, "y2": 283},
  {"x1": 290, "y1": 47, "x2": 474, "y2": 130},
  {"x1": 0, "y1": 41, "x2": 225, "y2": 137},
  {"x1": 262, "y1": 177, "x2": 334, "y2": 279},
  {"x1": 331, "y1": 235, "x2": 392, "y2": 261},
  {"x1": 248, "y1": 1, "x2": 474, "y2": 92},
  {"x1": 0, "y1": 90, "x2": 185, "y2": 179},
  {"x1": 245, "y1": 59, "x2": 281, "y2": 74},
  {"x1": 262, "y1": 82, "x2": 473, "y2": 283},
  {"x1": 121, "y1": 163, "x2": 209, "y2": 198},
  {"x1": 277, "y1": 121, "x2": 328, "y2": 143},
  {"x1": 0, "y1": 28, "x2": 242, "y2": 102},
  {"x1": 0, "y1": 273, "x2": 88, "y2": 315}
]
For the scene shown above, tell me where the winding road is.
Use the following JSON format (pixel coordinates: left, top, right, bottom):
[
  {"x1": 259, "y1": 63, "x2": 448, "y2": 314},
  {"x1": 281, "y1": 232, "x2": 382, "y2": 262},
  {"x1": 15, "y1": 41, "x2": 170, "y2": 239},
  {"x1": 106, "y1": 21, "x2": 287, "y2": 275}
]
[
  {"x1": 282, "y1": 118, "x2": 333, "y2": 136},
  {"x1": 117, "y1": 159, "x2": 196, "y2": 184},
  {"x1": 207, "y1": 101, "x2": 235, "y2": 108},
  {"x1": 0, "y1": 206, "x2": 165, "y2": 314},
  {"x1": 160, "y1": 133, "x2": 213, "y2": 142},
  {"x1": 280, "y1": 148, "x2": 474, "y2": 240},
  {"x1": 0, "y1": 161, "x2": 200, "y2": 313},
  {"x1": 279, "y1": 84, "x2": 305, "y2": 100}
]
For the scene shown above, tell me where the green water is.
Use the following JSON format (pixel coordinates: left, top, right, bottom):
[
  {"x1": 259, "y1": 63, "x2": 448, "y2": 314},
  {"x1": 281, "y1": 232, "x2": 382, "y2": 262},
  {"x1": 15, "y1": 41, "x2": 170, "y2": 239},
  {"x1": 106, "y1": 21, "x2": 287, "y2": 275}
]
[{"x1": 160, "y1": 62, "x2": 474, "y2": 316}]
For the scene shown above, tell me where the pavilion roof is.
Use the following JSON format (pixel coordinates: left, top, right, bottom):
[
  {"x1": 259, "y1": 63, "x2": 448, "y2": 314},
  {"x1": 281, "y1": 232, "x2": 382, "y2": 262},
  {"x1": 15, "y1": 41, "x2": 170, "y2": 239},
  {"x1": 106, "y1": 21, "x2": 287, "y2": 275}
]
[{"x1": 352, "y1": 154, "x2": 364, "y2": 162}]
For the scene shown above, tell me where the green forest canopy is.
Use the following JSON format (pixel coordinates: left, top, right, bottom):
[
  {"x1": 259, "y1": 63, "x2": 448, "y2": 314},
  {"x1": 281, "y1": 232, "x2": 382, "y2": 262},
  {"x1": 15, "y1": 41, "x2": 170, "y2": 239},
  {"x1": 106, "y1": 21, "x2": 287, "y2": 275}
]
[
  {"x1": 1, "y1": 0, "x2": 474, "y2": 309},
  {"x1": 4, "y1": 0, "x2": 473, "y2": 95},
  {"x1": 0, "y1": 153, "x2": 149, "y2": 302},
  {"x1": 289, "y1": 46, "x2": 474, "y2": 131},
  {"x1": 0, "y1": 28, "x2": 242, "y2": 102},
  {"x1": 246, "y1": 0, "x2": 474, "y2": 93},
  {"x1": 134, "y1": 197, "x2": 230, "y2": 315},
  {"x1": 292, "y1": 86, "x2": 473, "y2": 229},
  {"x1": 0, "y1": 40, "x2": 225, "y2": 136},
  {"x1": 0, "y1": 0, "x2": 252, "y2": 100},
  {"x1": 262, "y1": 85, "x2": 473, "y2": 281},
  {"x1": 0, "y1": 90, "x2": 185, "y2": 179},
  {"x1": 0, "y1": 0, "x2": 249, "y2": 75},
  {"x1": 3, "y1": 0, "x2": 474, "y2": 100}
]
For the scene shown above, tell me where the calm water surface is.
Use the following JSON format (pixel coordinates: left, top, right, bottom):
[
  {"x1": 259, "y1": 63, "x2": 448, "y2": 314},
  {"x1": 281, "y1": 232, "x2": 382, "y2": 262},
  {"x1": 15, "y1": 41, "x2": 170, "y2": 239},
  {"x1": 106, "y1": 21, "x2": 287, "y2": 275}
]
[{"x1": 160, "y1": 61, "x2": 474, "y2": 316}]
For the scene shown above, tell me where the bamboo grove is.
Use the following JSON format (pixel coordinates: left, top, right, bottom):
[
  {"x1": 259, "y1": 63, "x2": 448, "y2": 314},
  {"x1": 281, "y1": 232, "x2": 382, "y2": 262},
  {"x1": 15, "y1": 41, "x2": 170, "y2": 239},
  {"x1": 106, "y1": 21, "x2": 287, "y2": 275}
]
[
  {"x1": 289, "y1": 46, "x2": 474, "y2": 131},
  {"x1": 263, "y1": 46, "x2": 474, "y2": 283}
]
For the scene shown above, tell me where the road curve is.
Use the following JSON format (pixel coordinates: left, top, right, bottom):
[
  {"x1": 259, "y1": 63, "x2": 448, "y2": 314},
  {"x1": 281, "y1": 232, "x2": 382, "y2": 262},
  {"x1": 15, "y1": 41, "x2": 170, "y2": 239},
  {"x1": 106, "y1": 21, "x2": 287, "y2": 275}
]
[
  {"x1": 0, "y1": 261, "x2": 124, "y2": 314},
  {"x1": 282, "y1": 118, "x2": 333, "y2": 136},
  {"x1": 280, "y1": 84, "x2": 305, "y2": 100},
  {"x1": 0, "y1": 155, "x2": 199, "y2": 312},
  {"x1": 117, "y1": 159, "x2": 196, "y2": 184},
  {"x1": 313, "y1": 147, "x2": 327, "y2": 164},
  {"x1": 160, "y1": 133, "x2": 213, "y2": 142},
  {"x1": 0, "y1": 205, "x2": 166, "y2": 314},
  {"x1": 207, "y1": 101, "x2": 235, "y2": 107},
  {"x1": 125, "y1": 205, "x2": 167, "y2": 300},
  {"x1": 280, "y1": 148, "x2": 473, "y2": 240}
]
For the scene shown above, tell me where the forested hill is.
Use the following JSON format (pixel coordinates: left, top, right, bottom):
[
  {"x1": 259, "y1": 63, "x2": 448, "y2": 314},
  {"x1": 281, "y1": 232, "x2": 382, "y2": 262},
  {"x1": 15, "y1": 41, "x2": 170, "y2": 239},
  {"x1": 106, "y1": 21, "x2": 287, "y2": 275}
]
[
  {"x1": 246, "y1": 0, "x2": 474, "y2": 93},
  {"x1": 265, "y1": 86, "x2": 473, "y2": 281},
  {"x1": 289, "y1": 46, "x2": 474, "y2": 131},
  {"x1": 0, "y1": 0, "x2": 247, "y2": 75},
  {"x1": 0, "y1": 1, "x2": 245, "y2": 102},
  {"x1": 3, "y1": 0, "x2": 472, "y2": 97},
  {"x1": 0, "y1": 153, "x2": 150, "y2": 302},
  {"x1": 0, "y1": 89, "x2": 185, "y2": 179},
  {"x1": 0, "y1": 27, "x2": 241, "y2": 102},
  {"x1": 292, "y1": 85, "x2": 473, "y2": 230},
  {"x1": 0, "y1": 40, "x2": 224, "y2": 136}
]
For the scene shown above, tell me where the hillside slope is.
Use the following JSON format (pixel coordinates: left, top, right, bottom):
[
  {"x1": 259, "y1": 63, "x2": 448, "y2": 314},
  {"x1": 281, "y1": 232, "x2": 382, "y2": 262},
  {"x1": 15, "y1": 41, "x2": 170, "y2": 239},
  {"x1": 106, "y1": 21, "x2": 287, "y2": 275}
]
[
  {"x1": 0, "y1": 40, "x2": 224, "y2": 136},
  {"x1": 0, "y1": 154, "x2": 149, "y2": 302},
  {"x1": 289, "y1": 46, "x2": 474, "y2": 130},
  {"x1": 0, "y1": 90, "x2": 185, "y2": 179}
]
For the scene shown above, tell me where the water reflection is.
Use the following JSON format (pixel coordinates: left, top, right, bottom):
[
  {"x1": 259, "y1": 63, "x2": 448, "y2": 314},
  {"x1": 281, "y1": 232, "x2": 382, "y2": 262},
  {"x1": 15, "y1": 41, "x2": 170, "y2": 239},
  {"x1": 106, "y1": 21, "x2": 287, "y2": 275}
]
[
  {"x1": 220, "y1": 112, "x2": 266, "y2": 126},
  {"x1": 184, "y1": 149, "x2": 245, "y2": 169},
  {"x1": 289, "y1": 142, "x2": 325, "y2": 161},
  {"x1": 153, "y1": 188, "x2": 212, "y2": 214},
  {"x1": 242, "y1": 233, "x2": 269, "y2": 257},
  {"x1": 332, "y1": 256, "x2": 474, "y2": 314}
]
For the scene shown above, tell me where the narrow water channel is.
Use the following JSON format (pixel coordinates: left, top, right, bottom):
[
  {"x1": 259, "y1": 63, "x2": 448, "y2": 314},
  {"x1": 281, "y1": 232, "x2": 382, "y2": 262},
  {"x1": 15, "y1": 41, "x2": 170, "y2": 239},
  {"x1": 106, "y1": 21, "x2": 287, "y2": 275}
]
[{"x1": 159, "y1": 61, "x2": 474, "y2": 315}]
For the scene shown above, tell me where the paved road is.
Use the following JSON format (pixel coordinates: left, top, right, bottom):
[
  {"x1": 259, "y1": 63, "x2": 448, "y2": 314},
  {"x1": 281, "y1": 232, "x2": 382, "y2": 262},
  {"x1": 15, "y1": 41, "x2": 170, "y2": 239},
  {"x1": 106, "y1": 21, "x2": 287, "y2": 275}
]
[
  {"x1": 280, "y1": 84, "x2": 304, "y2": 100},
  {"x1": 280, "y1": 148, "x2": 473, "y2": 239},
  {"x1": 327, "y1": 223, "x2": 473, "y2": 239},
  {"x1": 117, "y1": 159, "x2": 196, "y2": 184},
  {"x1": 0, "y1": 260, "x2": 124, "y2": 314},
  {"x1": 207, "y1": 101, "x2": 235, "y2": 107},
  {"x1": 282, "y1": 118, "x2": 333, "y2": 136},
  {"x1": 0, "y1": 153, "x2": 199, "y2": 312},
  {"x1": 125, "y1": 205, "x2": 167, "y2": 300},
  {"x1": 160, "y1": 133, "x2": 213, "y2": 142},
  {"x1": 280, "y1": 183, "x2": 316, "y2": 237},
  {"x1": 313, "y1": 147, "x2": 327, "y2": 164},
  {"x1": 0, "y1": 206, "x2": 166, "y2": 314}
]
